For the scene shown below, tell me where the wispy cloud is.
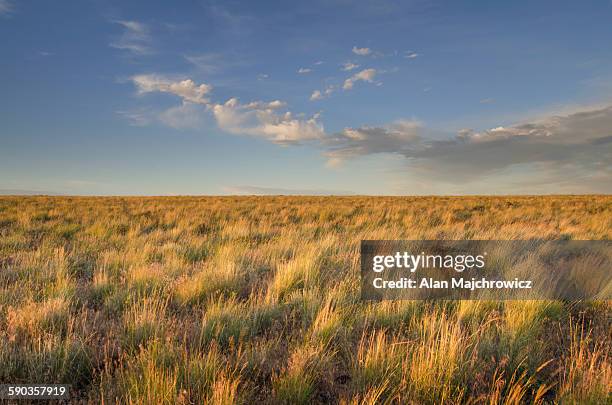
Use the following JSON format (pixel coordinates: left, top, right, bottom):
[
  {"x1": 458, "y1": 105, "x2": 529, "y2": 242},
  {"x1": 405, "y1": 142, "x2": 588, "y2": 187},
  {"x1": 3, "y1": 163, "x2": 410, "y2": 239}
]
[
  {"x1": 352, "y1": 46, "x2": 372, "y2": 56},
  {"x1": 116, "y1": 108, "x2": 154, "y2": 127},
  {"x1": 184, "y1": 53, "x2": 222, "y2": 74},
  {"x1": 341, "y1": 62, "x2": 360, "y2": 71},
  {"x1": 110, "y1": 20, "x2": 153, "y2": 55},
  {"x1": 405, "y1": 52, "x2": 419, "y2": 59},
  {"x1": 184, "y1": 52, "x2": 249, "y2": 75},
  {"x1": 159, "y1": 103, "x2": 205, "y2": 129},
  {"x1": 343, "y1": 68, "x2": 378, "y2": 90},
  {"x1": 0, "y1": 0, "x2": 12, "y2": 16},
  {"x1": 297, "y1": 67, "x2": 312, "y2": 74},
  {"x1": 207, "y1": 3, "x2": 254, "y2": 37}
]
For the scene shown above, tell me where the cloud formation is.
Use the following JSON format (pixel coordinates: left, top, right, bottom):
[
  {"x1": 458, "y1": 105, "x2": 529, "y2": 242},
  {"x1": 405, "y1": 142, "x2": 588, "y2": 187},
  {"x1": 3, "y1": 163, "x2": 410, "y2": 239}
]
[
  {"x1": 211, "y1": 98, "x2": 323, "y2": 144},
  {"x1": 352, "y1": 46, "x2": 372, "y2": 56},
  {"x1": 132, "y1": 74, "x2": 212, "y2": 104},
  {"x1": 343, "y1": 68, "x2": 378, "y2": 90},
  {"x1": 130, "y1": 75, "x2": 324, "y2": 143},
  {"x1": 297, "y1": 67, "x2": 312, "y2": 74},
  {"x1": 410, "y1": 105, "x2": 612, "y2": 181},
  {"x1": 127, "y1": 74, "x2": 611, "y2": 192},
  {"x1": 325, "y1": 120, "x2": 422, "y2": 162},
  {"x1": 110, "y1": 20, "x2": 153, "y2": 55},
  {"x1": 324, "y1": 105, "x2": 612, "y2": 190}
]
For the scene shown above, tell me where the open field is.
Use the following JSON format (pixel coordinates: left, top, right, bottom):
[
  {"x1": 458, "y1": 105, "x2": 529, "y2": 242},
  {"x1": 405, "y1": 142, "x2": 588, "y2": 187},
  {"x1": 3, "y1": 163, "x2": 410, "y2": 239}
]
[{"x1": 0, "y1": 196, "x2": 610, "y2": 403}]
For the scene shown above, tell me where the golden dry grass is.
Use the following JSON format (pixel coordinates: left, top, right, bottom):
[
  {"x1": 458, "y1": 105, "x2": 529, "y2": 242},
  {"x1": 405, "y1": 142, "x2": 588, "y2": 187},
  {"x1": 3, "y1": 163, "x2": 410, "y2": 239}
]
[{"x1": 0, "y1": 195, "x2": 610, "y2": 403}]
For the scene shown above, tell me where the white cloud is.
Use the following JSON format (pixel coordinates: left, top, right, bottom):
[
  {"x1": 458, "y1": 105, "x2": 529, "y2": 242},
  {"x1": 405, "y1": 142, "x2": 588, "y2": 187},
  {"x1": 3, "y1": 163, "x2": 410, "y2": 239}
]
[
  {"x1": 110, "y1": 20, "x2": 153, "y2": 55},
  {"x1": 159, "y1": 103, "x2": 204, "y2": 129},
  {"x1": 257, "y1": 73, "x2": 269, "y2": 80},
  {"x1": 212, "y1": 98, "x2": 324, "y2": 144},
  {"x1": 130, "y1": 75, "x2": 323, "y2": 143},
  {"x1": 352, "y1": 46, "x2": 372, "y2": 56},
  {"x1": 343, "y1": 68, "x2": 378, "y2": 90},
  {"x1": 314, "y1": 61, "x2": 324, "y2": 65},
  {"x1": 131, "y1": 74, "x2": 212, "y2": 104},
  {"x1": 242, "y1": 100, "x2": 286, "y2": 110},
  {"x1": 297, "y1": 67, "x2": 312, "y2": 74},
  {"x1": 341, "y1": 62, "x2": 360, "y2": 71},
  {"x1": 310, "y1": 85, "x2": 336, "y2": 101},
  {"x1": 405, "y1": 52, "x2": 419, "y2": 59},
  {"x1": 264, "y1": 100, "x2": 286, "y2": 109},
  {"x1": 0, "y1": 0, "x2": 13, "y2": 15},
  {"x1": 310, "y1": 90, "x2": 323, "y2": 101}
]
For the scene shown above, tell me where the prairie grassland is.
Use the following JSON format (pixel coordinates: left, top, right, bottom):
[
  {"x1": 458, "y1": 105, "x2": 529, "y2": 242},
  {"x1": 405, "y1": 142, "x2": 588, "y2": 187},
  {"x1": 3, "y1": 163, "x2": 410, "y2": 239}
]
[{"x1": 0, "y1": 196, "x2": 610, "y2": 404}]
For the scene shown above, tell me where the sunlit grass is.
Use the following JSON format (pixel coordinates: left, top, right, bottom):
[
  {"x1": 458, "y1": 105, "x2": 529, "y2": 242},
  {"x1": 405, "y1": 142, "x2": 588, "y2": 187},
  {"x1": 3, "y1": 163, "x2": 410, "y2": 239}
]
[{"x1": 0, "y1": 195, "x2": 609, "y2": 403}]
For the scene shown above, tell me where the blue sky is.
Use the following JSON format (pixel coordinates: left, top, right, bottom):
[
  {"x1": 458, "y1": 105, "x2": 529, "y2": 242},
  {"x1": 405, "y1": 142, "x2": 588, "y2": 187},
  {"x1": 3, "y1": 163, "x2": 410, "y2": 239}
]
[{"x1": 1, "y1": 0, "x2": 611, "y2": 195}]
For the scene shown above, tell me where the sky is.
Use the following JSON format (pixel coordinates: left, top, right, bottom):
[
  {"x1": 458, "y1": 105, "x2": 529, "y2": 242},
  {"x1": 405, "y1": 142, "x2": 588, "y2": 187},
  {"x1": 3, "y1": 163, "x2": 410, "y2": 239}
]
[{"x1": 1, "y1": 0, "x2": 611, "y2": 195}]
